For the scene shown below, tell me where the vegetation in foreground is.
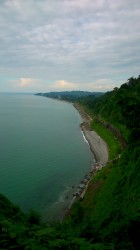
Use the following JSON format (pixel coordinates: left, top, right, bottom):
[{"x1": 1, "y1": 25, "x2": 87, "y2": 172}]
[{"x1": 0, "y1": 76, "x2": 140, "y2": 249}]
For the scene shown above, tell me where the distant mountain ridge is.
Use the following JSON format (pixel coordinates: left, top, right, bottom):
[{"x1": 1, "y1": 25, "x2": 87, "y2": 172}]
[{"x1": 35, "y1": 90, "x2": 104, "y2": 102}]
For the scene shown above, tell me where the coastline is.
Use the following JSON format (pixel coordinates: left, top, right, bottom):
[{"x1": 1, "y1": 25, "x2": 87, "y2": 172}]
[
  {"x1": 35, "y1": 95, "x2": 109, "y2": 218},
  {"x1": 67, "y1": 103, "x2": 109, "y2": 206},
  {"x1": 74, "y1": 103, "x2": 108, "y2": 168}
]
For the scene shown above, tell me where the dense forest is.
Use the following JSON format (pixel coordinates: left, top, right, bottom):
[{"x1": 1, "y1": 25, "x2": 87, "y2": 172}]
[
  {"x1": 80, "y1": 76, "x2": 140, "y2": 143},
  {"x1": 0, "y1": 76, "x2": 140, "y2": 249}
]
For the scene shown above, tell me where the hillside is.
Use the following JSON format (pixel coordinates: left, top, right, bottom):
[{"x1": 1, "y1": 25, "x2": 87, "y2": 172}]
[
  {"x1": 66, "y1": 76, "x2": 140, "y2": 249},
  {"x1": 0, "y1": 76, "x2": 140, "y2": 249},
  {"x1": 80, "y1": 76, "x2": 140, "y2": 143}
]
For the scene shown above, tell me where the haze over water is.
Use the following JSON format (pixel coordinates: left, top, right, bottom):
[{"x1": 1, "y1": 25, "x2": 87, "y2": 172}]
[{"x1": 0, "y1": 93, "x2": 93, "y2": 220}]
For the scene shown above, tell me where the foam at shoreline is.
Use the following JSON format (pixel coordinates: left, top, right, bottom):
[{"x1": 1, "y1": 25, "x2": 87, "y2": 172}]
[{"x1": 81, "y1": 131, "x2": 89, "y2": 145}]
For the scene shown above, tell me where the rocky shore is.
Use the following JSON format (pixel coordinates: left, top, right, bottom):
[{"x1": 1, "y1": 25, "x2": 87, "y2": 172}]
[
  {"x1": 69, "y1": 103, "x2": 109, "y2": 204},
  {"x1": 74, "y1": 103, "x2": 108, "y2": 167}
]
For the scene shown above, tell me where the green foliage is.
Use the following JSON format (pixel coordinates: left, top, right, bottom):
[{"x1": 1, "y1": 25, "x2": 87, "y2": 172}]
[
  {"x1": 26, "y1": 209, "x2": 41, "y2": 225},
  {"x1": 91, "y1": 119, "x2": 121, "y2": 160},
  {"x1": 0, "y1": 193, "x2": 24, "y2": 222},
  {"x1": 81, "y1": 76, "x2": 140, "y2": 143}
]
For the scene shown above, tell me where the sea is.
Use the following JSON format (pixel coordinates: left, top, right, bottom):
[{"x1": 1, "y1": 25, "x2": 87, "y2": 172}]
[{"x1": 0, "y1": 93, "x2": 93, "y2": 221}]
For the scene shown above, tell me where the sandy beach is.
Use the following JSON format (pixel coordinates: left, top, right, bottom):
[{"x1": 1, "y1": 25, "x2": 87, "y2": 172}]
[{"x1": 74, "y1": 103, "x2": 108, "y2": 168}]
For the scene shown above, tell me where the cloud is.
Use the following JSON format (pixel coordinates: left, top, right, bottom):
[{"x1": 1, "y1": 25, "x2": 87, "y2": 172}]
[
  {"x1": 88, "y1": 79, "x2": 118, "y2": 92},
  {"x1": 79, "y1": 79, "x2": 118, "y2": 92},
  {"x1": 13, "y1": 78, "x2": 42, "y2": 89},
  {"x1": 17, "y1": 78, "x2": 36, "y2": 88},
  {"x1": 49, "y1": 78, "x2": 117, "y2": 92},
  {"x1": 0, "y1": 0, "x2": 140, "y2": 92},
  {"x1": 50, "y1": 80, "x2": 79, "y2": 90}
]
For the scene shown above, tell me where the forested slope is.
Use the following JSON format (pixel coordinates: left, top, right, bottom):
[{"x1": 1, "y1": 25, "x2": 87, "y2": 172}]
[
  {"x1": 68, "y1": 76, "x2": 140, "y2": 249},
  {"x1": 80, "y1": 76, "x2": 140, "y2": 143},
  {"x1": 0, "y1": 76, "x2": 140, "y2": 249}
]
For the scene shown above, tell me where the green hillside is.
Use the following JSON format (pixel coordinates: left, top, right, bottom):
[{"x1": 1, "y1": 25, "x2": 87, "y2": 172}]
[
  {"x1": 0, "y1": 76, "x2": 140, "y2": 249},
  {"x1": 80, "y1": 76, "x2": 140, "y2": 143}
]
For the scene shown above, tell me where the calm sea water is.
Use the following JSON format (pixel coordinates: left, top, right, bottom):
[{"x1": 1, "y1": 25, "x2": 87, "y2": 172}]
[{"x1": 0, "y1": 93, "x2": 93, "y2": 220}]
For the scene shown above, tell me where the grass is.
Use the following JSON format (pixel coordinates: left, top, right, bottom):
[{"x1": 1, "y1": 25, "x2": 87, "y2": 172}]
[
  {"x1": 68, "y1": 104, "x2": 136, "y2": 246},
  {"x1": 81, "y1": 104, "x2": 122, "y2": 160},
  {"x1": 68, "y1": 105, "x2": 122, "y2": 219},
  {"x1": 90, "y1": 119, "x2": 121, "y2": 160},
  {"x1": 69, "y1": 107, "x2": 123, "y2": 221},
  {"x1": 81, "y1": 162, "x2": 112, "y2": 213}
]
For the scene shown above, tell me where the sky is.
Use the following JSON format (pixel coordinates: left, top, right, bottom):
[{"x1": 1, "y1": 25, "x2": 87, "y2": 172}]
[{"x1": 0, "y1": 0, "x2": 140, "y2": 93}]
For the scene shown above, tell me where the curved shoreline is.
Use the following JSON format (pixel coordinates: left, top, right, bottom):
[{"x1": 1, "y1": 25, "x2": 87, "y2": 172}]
[
  {"x1": 67, "y1": 103, "x2": 109, "y2": 206},
  {"x1": 35, "y1": 95, "x2": 109, "y2": 218},
  {"x1": 74, "y1": 103, "x2": 109, "y2": 168}
]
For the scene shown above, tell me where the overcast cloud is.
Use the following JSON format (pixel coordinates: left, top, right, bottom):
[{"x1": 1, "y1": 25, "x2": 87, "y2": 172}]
[{"x1": 0, "y1": 0, "x2": 140, "y2": 92}]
